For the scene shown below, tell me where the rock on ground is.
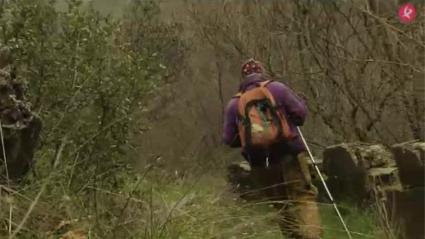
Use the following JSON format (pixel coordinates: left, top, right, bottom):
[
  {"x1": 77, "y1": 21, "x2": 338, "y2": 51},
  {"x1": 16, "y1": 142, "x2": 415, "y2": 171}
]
[
  {"x1": 226, "y1": 158, "x2": 327, "y2": 202},
  {"x1": 226, "y1": 161, "x2": 263, "y2": 201}
]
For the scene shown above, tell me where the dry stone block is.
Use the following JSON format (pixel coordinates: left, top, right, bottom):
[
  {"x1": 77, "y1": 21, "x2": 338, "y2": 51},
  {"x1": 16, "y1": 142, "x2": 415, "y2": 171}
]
[
  {"x1": 323, "y1": 143, "x2": 397, "y2": 202},
  {"x1": 366, "y1": 167, "x2": 400, "y2": 192},
  {"x1": 385, "y1": 187, "x2": 425, "y2": 239},
  {"x1": 392, "y1": 141, "x2": 424, "y2": 188}
]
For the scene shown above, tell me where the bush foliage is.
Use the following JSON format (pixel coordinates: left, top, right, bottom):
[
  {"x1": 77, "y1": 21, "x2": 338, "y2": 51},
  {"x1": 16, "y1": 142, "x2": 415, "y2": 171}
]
[
  {"x1": 0, "y1": 0, "x2": 186, "y2": 237},
  {"x1": 1, "y1": 0, "x2": 183, "y2": 180}
]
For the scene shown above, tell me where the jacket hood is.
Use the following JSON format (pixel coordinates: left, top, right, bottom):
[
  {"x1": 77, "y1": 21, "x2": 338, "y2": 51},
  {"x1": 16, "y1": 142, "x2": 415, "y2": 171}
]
[{"x1": 239, "y1": 73, "x2": 264, "y2": 92}]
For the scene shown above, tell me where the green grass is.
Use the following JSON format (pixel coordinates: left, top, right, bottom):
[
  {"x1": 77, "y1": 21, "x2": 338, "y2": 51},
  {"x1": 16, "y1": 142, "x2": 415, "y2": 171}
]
[
  {"x1": 149, "y1": 170, "x2": 389, "y2": 239},
  {"x1": 1, "y1": 166, "x2": 392, "y2": 238},
  {"x1": 106, "y1": 169, "x2": 389, "y2": 239},
  {"x1": 319, "y1": 203, "x2": 386, "y2": 239}
]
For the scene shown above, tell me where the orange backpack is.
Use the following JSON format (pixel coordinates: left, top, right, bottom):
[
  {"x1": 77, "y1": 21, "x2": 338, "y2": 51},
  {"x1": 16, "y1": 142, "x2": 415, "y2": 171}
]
[{"x1": 234, "y1": 80, "x2": 295, "y2": 150}]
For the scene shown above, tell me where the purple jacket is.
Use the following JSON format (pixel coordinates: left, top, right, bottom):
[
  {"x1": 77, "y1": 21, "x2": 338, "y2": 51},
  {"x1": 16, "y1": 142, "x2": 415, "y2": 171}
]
[{"x1": 222, "y1": 74, "x2": 307, "y2": 154}]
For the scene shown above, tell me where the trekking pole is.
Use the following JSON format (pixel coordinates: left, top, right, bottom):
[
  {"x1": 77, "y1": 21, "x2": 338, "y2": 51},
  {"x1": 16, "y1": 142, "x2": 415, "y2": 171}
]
[{"x1": 296, "y1": 126, "x2": 353, "y2": 239}]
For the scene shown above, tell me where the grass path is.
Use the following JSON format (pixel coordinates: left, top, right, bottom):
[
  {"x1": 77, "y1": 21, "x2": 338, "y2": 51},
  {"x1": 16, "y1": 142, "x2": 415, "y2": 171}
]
[
  {"x1": 0, "y1": 164, "x2": 389, "y2": 238},
  {"x1": 138, "y1": 169, "x2": 388, "y2": 239}
]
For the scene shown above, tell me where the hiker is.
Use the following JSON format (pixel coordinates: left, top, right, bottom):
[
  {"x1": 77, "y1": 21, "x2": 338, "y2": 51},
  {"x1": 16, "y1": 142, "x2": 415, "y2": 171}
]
[{"x1": 222, "y1": 59, "x2": 322, "y2": 239}]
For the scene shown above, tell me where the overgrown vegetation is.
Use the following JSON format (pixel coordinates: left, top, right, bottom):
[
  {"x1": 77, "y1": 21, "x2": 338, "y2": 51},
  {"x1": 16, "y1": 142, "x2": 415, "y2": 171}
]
[
  {"x1": 0, "y1": 0, "x2": 189, "y2": 237},
  {"x1": 0, "y1": 0, "x2": 422, "y2": 238},
  {"x1": 180, "y1": 0, "x2": 425, "y2": 153}
]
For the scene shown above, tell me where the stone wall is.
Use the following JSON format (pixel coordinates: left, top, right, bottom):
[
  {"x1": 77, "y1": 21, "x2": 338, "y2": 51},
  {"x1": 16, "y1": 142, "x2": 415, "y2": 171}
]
[
  {"x1": 323, "y1": 141, "x2": 424, "y2": 239},
  {"x1": 227, "y1": 140, "x2": 425, "y2": 239},
  {"x1": 322, "y1": 143, "x2": 400, "y2": 202}
]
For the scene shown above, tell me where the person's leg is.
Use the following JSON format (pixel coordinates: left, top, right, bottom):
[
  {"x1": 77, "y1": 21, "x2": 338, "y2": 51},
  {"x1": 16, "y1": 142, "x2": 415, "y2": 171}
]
[
  {"x1": 250, "y1": 165, "x2": 283, "y2": 202},
  {"x1": 278, "y1": 153, "x2": 322, "y2": 239}
]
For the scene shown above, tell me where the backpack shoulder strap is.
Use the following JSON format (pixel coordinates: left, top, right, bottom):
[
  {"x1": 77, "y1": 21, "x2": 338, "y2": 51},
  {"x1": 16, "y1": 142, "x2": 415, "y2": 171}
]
[
  {"x1": 233, "y1": 79, "x2": 273, "y2": 99},
  {"x1": 258, "y1": 80, "x2": 277, "y2": 106},
  {"x1": 259, "y1": 80, "x2": 273, "y2": 88}
]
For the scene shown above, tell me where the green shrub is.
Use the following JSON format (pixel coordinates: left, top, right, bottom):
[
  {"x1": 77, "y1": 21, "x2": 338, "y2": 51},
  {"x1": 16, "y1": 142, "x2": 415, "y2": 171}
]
[{"x1": 0, "y1": 0, "x2": 186, "y2": 237}]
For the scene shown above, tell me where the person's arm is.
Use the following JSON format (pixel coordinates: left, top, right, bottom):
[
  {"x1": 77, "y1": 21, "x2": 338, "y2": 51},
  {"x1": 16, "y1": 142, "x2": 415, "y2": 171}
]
[
  {"x1": 268, "y1": 82, "x2": 307, "y2": 126},
  {"x1": 222, "y1": 98, "x2": 241, "y2": 148}
]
